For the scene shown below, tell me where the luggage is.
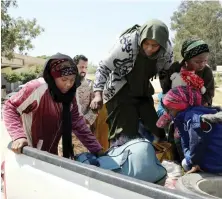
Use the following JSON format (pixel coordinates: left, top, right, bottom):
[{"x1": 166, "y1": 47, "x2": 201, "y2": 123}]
[{"x1": 76, "y1": 138, "x2": 167, "y2": 183}]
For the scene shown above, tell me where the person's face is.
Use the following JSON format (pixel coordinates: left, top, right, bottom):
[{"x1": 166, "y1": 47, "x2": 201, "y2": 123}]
[
  {"x1": 186, "y1": 52, "x2": 209, "y2": 71},
  {"x1": 142, "y1": 39, "x2": 161, "y2": 56},
  {"x1": 77, "y1": 60, "x2": 88, "y2": 78},
  {"x1": 54, "y1": 74, "x2": 76, "y2": 94}
]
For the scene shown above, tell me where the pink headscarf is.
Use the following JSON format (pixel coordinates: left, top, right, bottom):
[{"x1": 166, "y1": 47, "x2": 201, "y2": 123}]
[
  {"x1": 163, "y1": 86, "x2": 202, "y2": 110},
  {"x1": 157, "y1": 86, "x2": 202, "y2": 128}
]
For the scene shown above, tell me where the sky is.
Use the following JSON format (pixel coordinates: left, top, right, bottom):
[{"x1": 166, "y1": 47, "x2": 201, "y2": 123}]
[{"x1": 9, "y1": 0, "x2": 183, "y2": 65}]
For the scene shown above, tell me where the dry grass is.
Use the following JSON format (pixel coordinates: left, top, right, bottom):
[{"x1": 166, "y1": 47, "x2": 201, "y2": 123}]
[
  {"x1": 58, "y1": 135, "x2": 88, "y2": 157},
  {"x1": 213, "y1": 89, "x2": 222, "y2": 106},
  {"x1": 72, "y1": 134, "x2": 88, "y2": 154}
]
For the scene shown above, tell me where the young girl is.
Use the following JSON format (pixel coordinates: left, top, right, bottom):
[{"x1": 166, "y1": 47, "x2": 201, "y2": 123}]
[
  {"x1": 3, "y1": 53, "x2": 102, "y2": 159},
  {"x1": 159, "y1": 86, "x2": 222, "y2": 174}
]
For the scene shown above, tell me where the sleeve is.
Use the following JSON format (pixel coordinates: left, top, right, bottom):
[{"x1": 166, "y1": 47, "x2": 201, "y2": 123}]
[
  {"x1": 93, "y1": 35, "x2": 131, "y2": 92},
  {"x1": 71, "y1": 98, "x2": 102, "y2": 153},
  {"x1": 163, "y1": 42, "x2": 174, "y2": 71},
  {"x1": 3, "y1": 80, "x2": 42, "y2": 141},
  {"x1": 202, "y1": 67, "x2": 215, "y2": 105},
  {"x1": 180, "y1": 113, "x2": 208, "y2": 167},
  {"x1": 179, "y1": 128, "x2": 192, "y2": 167},
  {"x1": 159, "y1": 69, "x2": 171, "y2": 94},
  {"x1": 158, "y1": 44, "x2": 174, "y2": 94},
  {"x1": 84, "y1": 81, "x2": 97, "y2": 125}
]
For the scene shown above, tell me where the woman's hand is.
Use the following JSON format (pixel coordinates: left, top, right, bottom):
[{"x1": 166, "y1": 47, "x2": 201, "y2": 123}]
[
  {"x1": 186, "y1": 165, "x2": 202, "y2": 174},
  {"x1": 11, "y1": 138, "x2": 28, "y2": 154},
  {"x1": 90, "y1": 91, "x2": 103, "y2": 110},
  {"x1": 96, "y1": 149, "x2": 104, "y2": 157}
]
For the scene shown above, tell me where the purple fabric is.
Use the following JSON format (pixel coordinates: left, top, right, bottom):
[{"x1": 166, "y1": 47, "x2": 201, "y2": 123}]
[{"x1": 71, "y1": 99, "x2": 102, "y2": 153}]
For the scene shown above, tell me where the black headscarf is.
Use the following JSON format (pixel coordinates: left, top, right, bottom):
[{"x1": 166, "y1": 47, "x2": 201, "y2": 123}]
[
  {"x1": 43, "y1": 53, "x2": 81, "y2": 159},
  {"x1": 181, "y1": 38, "x2": 209, "y2": 61}
]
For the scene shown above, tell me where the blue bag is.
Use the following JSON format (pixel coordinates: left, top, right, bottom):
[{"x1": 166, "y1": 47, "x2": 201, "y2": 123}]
[{"x1": 76, "y1": 138, "x2": 167, "y2": 183}]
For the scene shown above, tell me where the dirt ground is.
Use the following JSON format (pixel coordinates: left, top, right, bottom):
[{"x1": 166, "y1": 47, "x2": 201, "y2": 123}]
[
  {"x1": 58, "y1": 134, "x2": 88, "y2": 156},
  {"x1": 72, "y1": 135, "x2": 88, "y2": 155}
]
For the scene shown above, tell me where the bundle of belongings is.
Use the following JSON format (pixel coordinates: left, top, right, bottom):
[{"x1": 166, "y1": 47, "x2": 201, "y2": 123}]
[{"x1": 76, "y1": 138, "x2": 167, "y2": 183}]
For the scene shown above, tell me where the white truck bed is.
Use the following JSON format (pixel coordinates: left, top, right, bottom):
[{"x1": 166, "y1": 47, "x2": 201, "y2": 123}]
[{"x1": 2, "y1": 145, "x2": 204, "y2": 199}]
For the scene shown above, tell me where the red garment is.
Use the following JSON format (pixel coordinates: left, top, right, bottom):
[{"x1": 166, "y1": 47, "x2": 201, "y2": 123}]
[
  {"x1": 157, "y1": 86, "x2": 202, "y2": 128},
  {"x1": 3, "y1": 78, "x2": 102, "y2": 155},
  {"x1": 180, "y1": 68, "x2": 204, "y2": 90}
]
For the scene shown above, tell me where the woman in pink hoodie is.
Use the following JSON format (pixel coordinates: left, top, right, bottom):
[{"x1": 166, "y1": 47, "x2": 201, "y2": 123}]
[{"x1": 3, "y1": 53, "x2": 102, "y2": 159}]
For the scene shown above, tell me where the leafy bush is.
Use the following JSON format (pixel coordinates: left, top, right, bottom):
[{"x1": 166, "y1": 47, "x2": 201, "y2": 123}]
[
  {"x1": 87, "y1": 63, "x2": 97, "y2": 74},
  {"x1": 5, "y1": 72, "x2": 22, "y2": 83},
  {"x1": 20, "y1": 71, "x2": 38, "y2": 84}
]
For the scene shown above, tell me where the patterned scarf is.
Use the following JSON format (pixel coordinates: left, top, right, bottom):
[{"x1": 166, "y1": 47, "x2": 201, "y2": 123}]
[
  {"x1": 181, "y1": 38, "x2": 209, "y2": 61},
  {"x1": 50, "y1": 59, "x2": 77, "y2": 78},
  {"x1": 156, "y1": 86, "x2": 202, "y2": 128},
  {"x1": 180, "y1": 67, "x2": 204, "y2": 90},
  {"x1": 163, "y1": 86, "x2": 202, "y2": 111}
]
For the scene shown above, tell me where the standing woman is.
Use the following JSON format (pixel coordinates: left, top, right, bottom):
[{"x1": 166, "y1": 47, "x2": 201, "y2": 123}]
[
  {"x1": 3, "y1": 53, "x2": 102, "y2": 158},
  {"x1": 91, "y1": 19, "x2": 173, "y2": 146}
]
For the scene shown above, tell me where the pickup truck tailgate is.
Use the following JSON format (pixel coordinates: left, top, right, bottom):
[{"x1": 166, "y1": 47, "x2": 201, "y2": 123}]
[{"x1": 4, "y1": 147, "x2": 203, "y2": 199}]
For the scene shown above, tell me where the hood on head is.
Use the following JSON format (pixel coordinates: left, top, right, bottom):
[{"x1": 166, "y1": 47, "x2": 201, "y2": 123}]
[{"x1": 139, "y1": 19, "x2": 169, "y2": 50}]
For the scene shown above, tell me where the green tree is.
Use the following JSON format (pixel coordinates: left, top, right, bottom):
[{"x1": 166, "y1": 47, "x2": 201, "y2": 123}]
[
  {"x1": 1, "y1": 0, "x2": 44, "y2": 59},
  {"x1": 5, "y1": 72, "x2": 22, "y2": 83},
  {"x1": 34, "y1": 65, "x2": 43, "y2": 74},
  {"x1": 171, "y1": 1, "x2": 222, "y2": 69},
  {"x1": 87, "y1": 63, "x2": 97, "y2": 74},
  {"x1": 20, "y1": 71, "x2": 38, "y2": 84}
]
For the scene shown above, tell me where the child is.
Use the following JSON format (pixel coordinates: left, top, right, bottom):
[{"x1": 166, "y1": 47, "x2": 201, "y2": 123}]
[{"x1": 159, "y1": 86, "x2": 222, "y2": 174}]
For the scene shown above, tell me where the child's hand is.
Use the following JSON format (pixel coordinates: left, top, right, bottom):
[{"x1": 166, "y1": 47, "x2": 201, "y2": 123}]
[{"x1": 186, "y1": 165, "x2": 202, "y2": 174}]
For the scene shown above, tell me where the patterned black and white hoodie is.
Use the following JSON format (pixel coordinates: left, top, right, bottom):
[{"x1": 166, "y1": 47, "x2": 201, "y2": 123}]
[{"x1": 94, "y1": 19, "x2": 174, "y2": 103}]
